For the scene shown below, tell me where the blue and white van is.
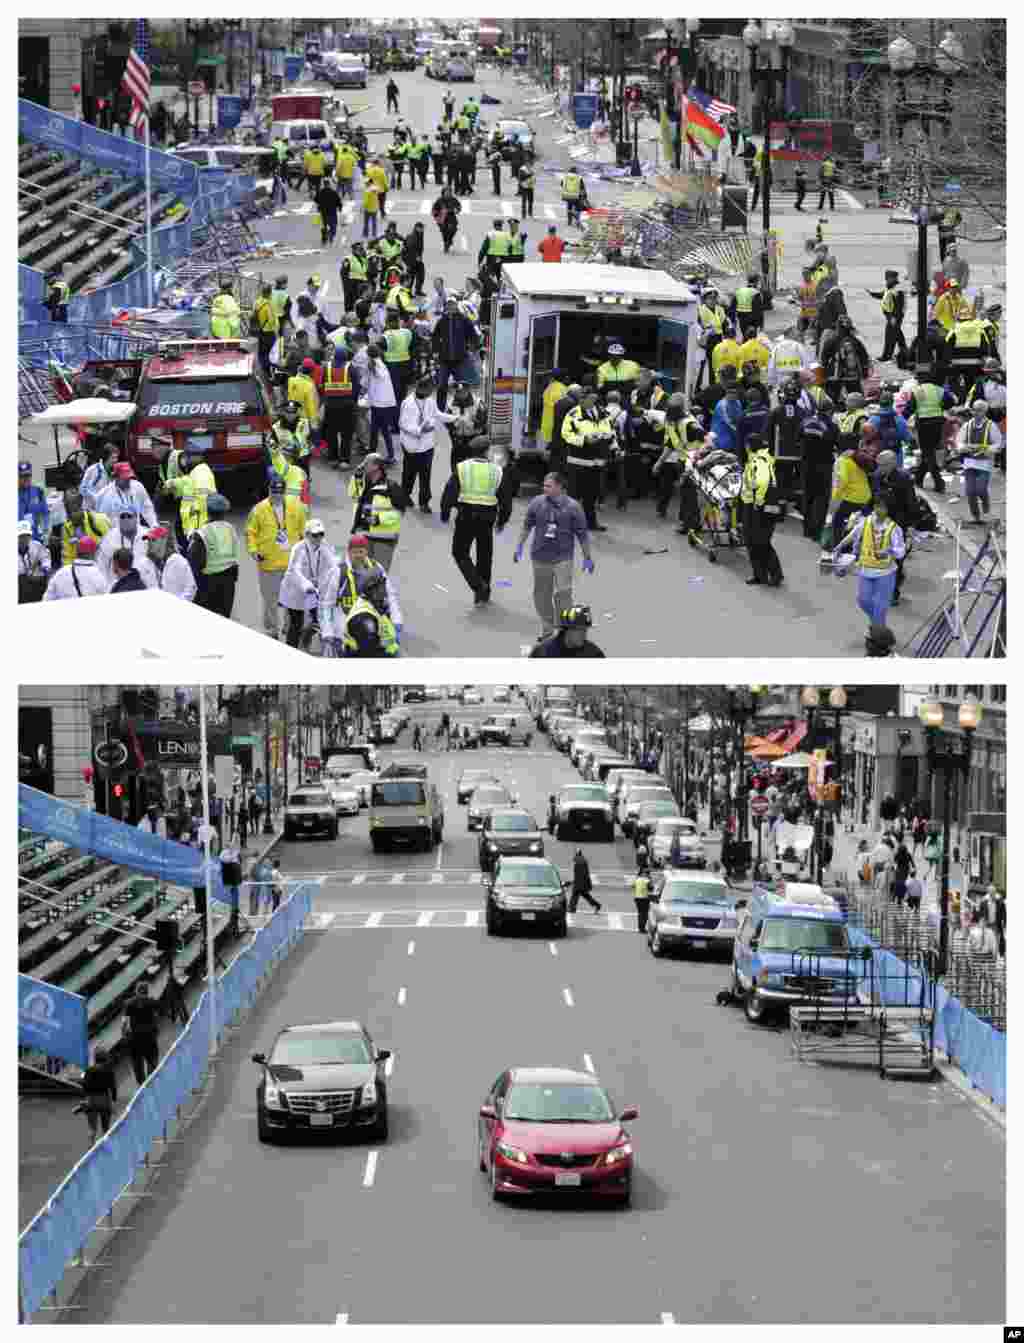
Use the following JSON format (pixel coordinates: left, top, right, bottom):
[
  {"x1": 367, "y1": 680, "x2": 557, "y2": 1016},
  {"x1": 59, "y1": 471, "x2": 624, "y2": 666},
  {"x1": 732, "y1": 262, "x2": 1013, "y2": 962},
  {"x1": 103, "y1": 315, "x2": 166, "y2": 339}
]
[{"x1": 732, "y1": 882, "x2": 861, "y2": 1025}]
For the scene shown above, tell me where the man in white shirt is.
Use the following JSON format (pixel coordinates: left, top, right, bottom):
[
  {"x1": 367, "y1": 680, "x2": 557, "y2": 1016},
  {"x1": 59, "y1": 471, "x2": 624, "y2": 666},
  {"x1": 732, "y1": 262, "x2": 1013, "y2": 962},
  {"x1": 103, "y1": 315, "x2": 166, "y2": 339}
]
[
  {"x1": 18, "y1": 518, "x2": 51, "y2": 586},
  {"x1": 95, "y1": 462, "x2": 157, "y2": 528},
  {"x1": 96, "y1": 509, "x2": 149, "y2": 583},
  {"x1": 80, "y1": 443, "x2": 116, "y2": 511},
  {"x1": 139, "y1": 527, "x2": 197, "y2": 600},
  {"x1": 43, "y1": 535, "x2": 109, "y2": 598},
  {"x1": 365, "y1": 346, "x2": 399, "y2": 463},
  {"x1": 278, "y1": 518, "x2": 338, "y2": 648},
  {"x1": 398, "y1": 376, "x2": 457, "y2": 512}
]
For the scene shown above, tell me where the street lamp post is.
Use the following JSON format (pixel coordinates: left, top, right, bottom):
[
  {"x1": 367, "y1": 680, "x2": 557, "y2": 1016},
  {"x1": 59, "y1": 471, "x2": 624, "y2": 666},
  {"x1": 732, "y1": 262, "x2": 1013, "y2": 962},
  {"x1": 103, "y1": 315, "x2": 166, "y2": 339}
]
[
  {"x1": 886, "y1": 27, "x2": 962, "y2": 369},
  {"x1": 662, "y1": 18, "x2": 700, "y2": 172},
  {"x1": 919, "y1": 696, "x2": 981, "y2": 975},
  {"x1": 257, "y1": 686, "x2": 276, "y2": 834},
  {"x1": 801, "y1": 686, "x2": 848, "y2": 883},
  {"x1": 744, "y1": 19, "x2": 794, "y2": 303}
]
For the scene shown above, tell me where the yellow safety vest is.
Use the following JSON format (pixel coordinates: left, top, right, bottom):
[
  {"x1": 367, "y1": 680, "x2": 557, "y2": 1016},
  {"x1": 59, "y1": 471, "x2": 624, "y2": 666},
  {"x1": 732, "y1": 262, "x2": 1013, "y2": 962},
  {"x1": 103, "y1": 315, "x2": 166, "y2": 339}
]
[
  {"x1": 664, "y1": 416, "x2": 699, "y2": 463},
  {"x1": 859, "y1": 518, "x2": 896, "y2": 571},
  {"x1": 456, "y1": 458, "x2": 502, "y2": 507},
  {"x1": 270, "y1": 288, "x2": 289, "y2": 317},
  {"x1": 343, "y1": 596, "x2": 399, "y2": 655},
  {"x1": 336, "y1": 562, "x2": 388, "y2": 615},
  {"x1": 210, "y1": 294, "x2": 240, "y2": 339},
  {"x1": 378, "y1": 238, "x2": 403, "y2": 262},
  {"x1": 385, "y1": 287, "x2": 414, "y2": 312},
  {"x1": 51, "y1": 280, "x2": 71, "y2": 304},
  {"x1": 366, "y1": 486, "x2": 402, "y2": 538},
  {"x1": 323, "y1": 363, "x2": 355, "y2": 397},
  {"x1": 596, "y1": 359, "x2": 641, "y2": 386},
  {"x1": 486, "y1": 230, "x2": 510, "y2": 257},
  {"x1": 948, "y1": 319, "x2": 987, "y2": 349},
  {"x1": 171, "y1": 462, "x2": 216, "y2": 535},
  {"x1": 699, "y1": 303, "x2": 725, "y2": 334},
  {"x1": 383, "y1": 328, "x2": 413, "y2": 363},
  {"x1": 741, "y1": 453, "x2": 776, "y2": 506},
  {"x1": 253, "y1": 298, "x2": 279, "y2": 334},
  {"x1": 198, "y1": 520, "x2": 241, "y2": 574},
  {"x1": 734, "y1": 286, "x2": 757, "y2": 313},
  {"x1": 561, "y1": 174, "x2": 582, "y2": 199},
  {"x1": 912, "y1": 382, "x2": 944, "y2": 419},
  {"x1": 822, "y1": 159, "x2": 835, "y2": 180},
  {"x1": 346, "y1": 254, "x2": 368, "y2": 280}
]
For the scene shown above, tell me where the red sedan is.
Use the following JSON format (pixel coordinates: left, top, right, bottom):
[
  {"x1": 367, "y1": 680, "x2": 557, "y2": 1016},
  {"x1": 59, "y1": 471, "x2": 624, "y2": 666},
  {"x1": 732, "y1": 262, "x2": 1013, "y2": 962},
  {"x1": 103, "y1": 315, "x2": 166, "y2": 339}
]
[{"x1": 478, "y1": 1067, "x2": 637, "y2": 1205}]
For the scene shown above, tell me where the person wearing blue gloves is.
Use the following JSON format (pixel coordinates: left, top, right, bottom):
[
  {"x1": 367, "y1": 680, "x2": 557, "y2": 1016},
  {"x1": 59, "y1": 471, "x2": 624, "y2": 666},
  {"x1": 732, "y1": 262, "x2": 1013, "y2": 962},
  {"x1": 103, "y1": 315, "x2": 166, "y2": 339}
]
[
  {"x1": 18, "y1": 460, "x2": 50, "y2": 545},
  {"x1": 514, "y1": 470, "x2": 594, "y2": 646}
]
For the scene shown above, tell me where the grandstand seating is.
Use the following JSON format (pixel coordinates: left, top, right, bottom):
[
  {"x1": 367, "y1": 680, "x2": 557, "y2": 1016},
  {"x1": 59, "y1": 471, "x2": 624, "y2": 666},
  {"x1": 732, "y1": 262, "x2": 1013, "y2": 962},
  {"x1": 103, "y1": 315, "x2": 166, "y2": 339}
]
[
  {"x1": 18, "y1": 829, "x2": 234, "y2": 1084},
  {"x1": 17, "y1": 145, "x2": 179, "y2": 298}
]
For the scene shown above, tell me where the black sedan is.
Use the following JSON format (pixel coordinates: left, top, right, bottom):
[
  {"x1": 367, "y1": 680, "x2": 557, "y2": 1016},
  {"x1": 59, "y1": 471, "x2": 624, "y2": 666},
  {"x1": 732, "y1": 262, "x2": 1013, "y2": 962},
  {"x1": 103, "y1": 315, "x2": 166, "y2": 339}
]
[
  {"x1": 252, "y1": 1020, "x2": 390, "y2": 1143},
  {"x1": 485, "y1": 857, "x2": 567, "y2": 937},
  {"x1": 478, "y1": 808, "x2": 545, "y2": 872}
]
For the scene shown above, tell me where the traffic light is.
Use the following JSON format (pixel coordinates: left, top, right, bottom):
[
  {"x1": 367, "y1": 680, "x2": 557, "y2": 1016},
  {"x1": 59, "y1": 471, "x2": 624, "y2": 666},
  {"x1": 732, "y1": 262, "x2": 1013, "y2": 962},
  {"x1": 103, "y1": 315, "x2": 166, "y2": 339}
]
[{"x1": 112, "y1": 783, "x2": 125, "y2": 799}]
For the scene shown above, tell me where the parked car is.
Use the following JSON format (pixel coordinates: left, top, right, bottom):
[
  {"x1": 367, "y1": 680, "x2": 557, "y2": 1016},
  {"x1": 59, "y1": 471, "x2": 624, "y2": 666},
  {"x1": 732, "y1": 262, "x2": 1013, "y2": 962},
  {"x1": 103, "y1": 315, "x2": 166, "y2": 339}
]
[
  {"x1": 484, "y1": 857, "x2": 567, "y2": 937},
  {"x1": 345, "y1": 770, "x2": 378, "y2": 808},
  {"x1": 649, "y1": 817, "x2": 705, "y2": 868},
  {"x1": 326, "y1": 781, "x2": 361, "y2": 817},
  {"x1": 492, "y1": 118, "x2": 535, "y2": 159},
  {"x1": 647, "y1": 870, "x2": 740, "y2": 959},
  {"x1": 632, "y1": 798, "x2": 683, "y2": 847},
  {"x1": 283, "y1": 787, "x2": 338, "y2": 841},
  {"x1": 619, "y1": 783, "x2": 674, "y2": 837},
  {"x1": 478, "y1": 1067, "x2": 636, "y2": 1203},
  {"x1": 252, "y1": 1019, "x2": 389, "y2": 1142},
  {"x1": 479, "y1": 714, "x2": 534, "y2": 747},
  {"x1": 479, "y1": 809, "x2": 545, "y2": 871},
  {"x1": 468, "y1": 783, "x2": 517, "y2": 831}
]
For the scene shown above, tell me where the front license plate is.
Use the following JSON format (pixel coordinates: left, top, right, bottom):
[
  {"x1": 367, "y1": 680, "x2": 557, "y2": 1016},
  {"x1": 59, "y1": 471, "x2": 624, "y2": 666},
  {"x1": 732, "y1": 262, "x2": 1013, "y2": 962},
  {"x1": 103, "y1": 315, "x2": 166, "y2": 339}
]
[
  {"x1": 520, "y1": 912, "x2": 536, "y2": 921},
  {"x1": 690, "y1": 939, "x2": 707, "y2": 949},
  {"x1": 309, "y1": 1113, "x2": 333, "y2": 1126},
  {"x1": 554, "y1": 1172, "x2": 581, "y2": 1187}
]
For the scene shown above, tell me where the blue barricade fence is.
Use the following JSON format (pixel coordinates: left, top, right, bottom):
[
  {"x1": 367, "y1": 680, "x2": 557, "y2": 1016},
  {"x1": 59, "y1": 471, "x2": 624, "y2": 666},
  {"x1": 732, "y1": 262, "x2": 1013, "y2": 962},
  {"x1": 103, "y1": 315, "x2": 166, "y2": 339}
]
[
  {"x1": 846, "y1": 926, "x2": 1005, "y2": 1107},
  {"x1": 19, "y1": 263, "x2": 45, "y2": 304},
  {"x1": 18, "y1": 880, "x2": 315, "y2": 1319},
  {"x1": 18, "y1": 322, "x2": 166, "y2": 370},
  {"x1": 19, "y1": 99, "x2": 199, "y2": 200},
  {"x1": 19, "y1": 975, "x2": 89, "y2": 1069},
  {"x1": 19, "y1": 785, "x2": 224, "y2": 903},
  {"x1": 218, "y1": 95, "x2": 244, "y2": 130}
]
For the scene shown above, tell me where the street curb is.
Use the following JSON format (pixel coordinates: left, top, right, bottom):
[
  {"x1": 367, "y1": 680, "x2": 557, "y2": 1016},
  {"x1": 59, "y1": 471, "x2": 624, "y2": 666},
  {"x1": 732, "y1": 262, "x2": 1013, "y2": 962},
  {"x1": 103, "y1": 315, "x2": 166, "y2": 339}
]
[
  {"x1": 247, "y1": 827, "x2": 283, "y2": 874},
  {"x1": 931, "y1": 1051, "x2": 1005, "y2": 1130}
]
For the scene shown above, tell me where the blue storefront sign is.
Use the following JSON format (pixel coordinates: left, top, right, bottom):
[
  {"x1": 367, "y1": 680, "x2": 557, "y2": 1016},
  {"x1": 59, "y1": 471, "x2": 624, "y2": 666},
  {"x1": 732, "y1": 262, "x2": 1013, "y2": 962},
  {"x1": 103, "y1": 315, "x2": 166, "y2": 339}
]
[
  {"x1": 572, "y1": 93, "x2": 600, "y2": 129},
  {"x1": 218, "y1": 95, "x2": 243, "y2": 130},
  {"x1": 19, "y1": 974, "x2": 89, "y2": 1069}
]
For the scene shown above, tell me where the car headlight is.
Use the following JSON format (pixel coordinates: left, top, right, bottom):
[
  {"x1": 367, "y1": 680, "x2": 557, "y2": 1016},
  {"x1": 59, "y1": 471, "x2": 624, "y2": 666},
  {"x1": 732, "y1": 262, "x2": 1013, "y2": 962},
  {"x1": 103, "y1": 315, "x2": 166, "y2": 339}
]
[
  {"x1": 529, "y1": 842, "x2": 541, "y2": 852},
  {"x1": 602, "y1": 1142, "x2": 632, "y2": 1165},
  {"x1": 486, "y1": 841, "x2": 498, "y2": 850},
  {"x1": 496, "y1": 1140, "x2": 529, "y2": 1165},
  {"x1": 370, "y1": 818, "x2": 380, "y2": 827},
  {"x1": 417, "y1": 817, "x2": 427, "y2": 826},
  {"x1": 264, "y1": 1084, "x2": 284, "y2": 1109},
  {"x1": 361, "y1": 1079, "x2": 377, "y2": 1106}
]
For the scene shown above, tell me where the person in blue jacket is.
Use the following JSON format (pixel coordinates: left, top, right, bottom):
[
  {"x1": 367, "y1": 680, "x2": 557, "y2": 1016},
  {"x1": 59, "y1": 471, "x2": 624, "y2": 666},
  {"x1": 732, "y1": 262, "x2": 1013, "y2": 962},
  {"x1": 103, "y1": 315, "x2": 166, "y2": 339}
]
[
  {"x1": 18, "y1": 460, "x2": 50, "y2": 544},
  {"x1": 737, "y1": 383, "x2": 771, "y2": 466},
  {"x1": 710, "y1": 386, "x2": 745, "y2": 457},
  {"x1": 867, "y1": 391, "x2": 914, "y2": 468}
]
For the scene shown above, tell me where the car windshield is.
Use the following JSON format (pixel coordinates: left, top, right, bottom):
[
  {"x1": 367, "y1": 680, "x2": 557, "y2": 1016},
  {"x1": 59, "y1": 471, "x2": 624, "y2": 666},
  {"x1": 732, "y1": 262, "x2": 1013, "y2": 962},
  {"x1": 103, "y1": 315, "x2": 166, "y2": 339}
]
[
  {"x1": 497, "y1": 864, "x2": 560, "y2": 890},
  {"x1": 501, "y1": 121, "x2": 529, "y2": 135},
  {"x1": 474, "y1": 789, "x2": 509, "y2": 806},
  {"x1": 372, "y1": 781, "x2": 426, "y2": 806},
  {"x1": 504, "y1": 1083, "x2": 615, "y2": 1122},
  {"x1": 463, "y1": 773, "x2": 497, "y2": 786},
  {"x1": 492, "y1": 814, "x2": 535, "y2": 832},
  {"x1": 290, "y1": 791, "x2": 329, "y2": 806},
  {"x1": 661, "y1": 883, "x2": 732, "y2": 907},
  {"x1": 561, "y1": 787, "x2": 607, "y2": 801},
  {"x1": 137, "y1": 377, "x2": 265, "y2": 418},
  {"x1": 628, "y1": 789, "x2": 671, "y2": 806},
  {"x1": 639, "y1": 802, "x2": 679, "y2": 817},
  {"x1": 759, "y1": 918, "x2": 850, "y2": 952},
  {"x1": 271, "y1": 1034, "x2": 371, "y2": 1066}
]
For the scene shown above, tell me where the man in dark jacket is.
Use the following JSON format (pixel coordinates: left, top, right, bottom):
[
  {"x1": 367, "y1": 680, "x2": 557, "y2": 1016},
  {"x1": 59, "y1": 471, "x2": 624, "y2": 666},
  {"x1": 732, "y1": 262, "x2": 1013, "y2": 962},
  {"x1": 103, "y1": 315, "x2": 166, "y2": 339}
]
[
  {"x1": 109, "y1": 547, "x2": 148, "y2": 593},
  {"x1": 798, "y1": 400, "x2": 839, "y2": 540},
  {"x1": 820, "y1": 316, "x2": 871, "y2": 404},
  {"x1": 121, "y1": 982, "x2": 161, "y2": 1086},
  {"x1": 871, "y1": 449, "x2": 916, "y2": 604},
  {"x1": 569, "y1": 848, "x2": 601, "y2": 912},
  {"x1": 431, "y1": 298, "x2": 478, "y2": 409},
  {"x1": 315, "y1": 178, "x2": 343, "y2": 244},
  {"x1": 767, "y1": 378, "x2": 807, "y2": 502},
  {"x1": 74, "y1": 1046, "x2": 118, "y2": 1139}
]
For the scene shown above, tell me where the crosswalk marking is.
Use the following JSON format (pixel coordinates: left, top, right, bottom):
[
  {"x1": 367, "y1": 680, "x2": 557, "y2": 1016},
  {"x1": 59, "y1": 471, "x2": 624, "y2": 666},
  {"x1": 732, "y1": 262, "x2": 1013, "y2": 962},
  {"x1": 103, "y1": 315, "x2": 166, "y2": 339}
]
[
  {"x1": 417, "y1": 910, "x2": 434, "y2": 927},
  {"x1": 430, "y1": 872, "x2": 444, "y2": 884},
  {"x1": 609, "y1": 912, "x2": 625, "y2": 932},
  {"x1": 389, "y1": 873, "x2": 405, "y2": 885},
  {"x1": 465, "y1": 910, "x2": 480, "y2": 927},
  {"x1": 303, "y1": 908, "x2": 637, "y2": 934},
  {"x1": 318, "y1": 869, "x2": 633, "y2": 888},
  {"x1": 419, "y1": 198, "x2": 432, "y2": 214},
  {"x1": 351, "y1": 873, "x2": 366, "y2": 885},
  {"x1": 500, "y1": 200, "x2": 515, "y2": 218},
  {"x1": 543, "y1": 204, "x2": 556, "y2": 221},
  {"x1": 366, "y1": 911, "x2": 382, "y2": 927}
]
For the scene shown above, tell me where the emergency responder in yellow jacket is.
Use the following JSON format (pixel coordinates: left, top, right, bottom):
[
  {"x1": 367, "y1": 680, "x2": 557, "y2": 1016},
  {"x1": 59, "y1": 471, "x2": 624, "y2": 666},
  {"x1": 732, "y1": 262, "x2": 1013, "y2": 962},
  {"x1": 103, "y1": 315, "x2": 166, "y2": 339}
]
[
  {"x1": 342, "y1": 595, "x2": 400, "y2": 657},
  {"x1": 730, "y1": 273, "x2": 764, "y2": 333},
  {"x1": 562, "y1": 393, "x2": 616, "y2": 531},
  {"x1": 697, "y1": 285, "x2": 727, "y2": 383},
  {"x1": 286, "y1": 360, "x2": 321, "y2": 427},
  {"x1": 478, "y1": 219, "x2": 511, "y2": 271},
  {"x1": 303, "y1": 144, "x2": 326, "y2": 195},
  {"x1": 560, "y1": 168, "x2": 584, "y2": 224},
  {"x1": 245, "y1": 475, "x2": 308, "y2": 639},
  {"x1": 210, "y1": 281, "x2": 241, "y2": 339},
  {"x1": 737, "y1": 326, "x2": 770, "y2": 376},
  {"x1": 348, "y1": 453, "x2": 412, "y2": 571},
  {"x1": 163, "y1": 440, "x2": 216, "y2": 538},
  {"x1": 187, "y1": 492, "x2": 240, "y2": 618},
  {"x1": 596, "y1": 344, "x2": 642, "y2": 398},
  {"x1": 933, "y1": 279, "x2": 972, "y2": 333},
  {"x1": 711, "y1": 324, "x2": 743, "y2": 379},
  {"x1": 740, "y1": 434, "x2": 783, "y2": 586},
  {"x1": 60, "y1": 487, "x2": 110, "y2": 564},
  {"x1": 651, "y1": 393, "x2": 703, "y2": 532}
]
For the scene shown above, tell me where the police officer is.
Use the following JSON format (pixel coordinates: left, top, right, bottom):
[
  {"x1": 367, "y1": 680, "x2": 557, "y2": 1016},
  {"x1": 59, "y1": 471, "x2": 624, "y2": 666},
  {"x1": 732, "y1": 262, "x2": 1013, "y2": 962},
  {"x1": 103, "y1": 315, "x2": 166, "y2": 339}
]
[
  {"x1": 904, "y1": 364, "x2": 955, "y2": 492},
  {"x1": 349, "y1": 452, "x2": 411, "y2": 571},
  {"x1": 651, "y1": 393, "x2": 703, "y2": 524},
  {"x1": 188, "y1": 493, "x2": 240, "y2": 618},
  {"x1": 341, "y1": 242, "x2": 370, "y2": 312},
  {"x1": 879, "y1": 269, "x2": 908, "y2": 366},
  {"x1": 486, "y1": 138, "x2": 503, "y2": 195},
  {"x1": 162, "y1": 440, "x2": 216, "y2": 540},
  {"x1": 560, "y1": 166, "x2": 584, "y2": 226},
  {"x1": 478, "y1": 217, "x2": 510, "y2": 275},
  {"x1": 440, "y1": 437, "x2": 514, "y2": 603},
  {"x1": 321, "y1": 346, "x2": 362, "y2": 467},
  {"x1": 562, "y1": 392, "x2": 616, "y2": 530},
  {"x1": 529, "y1": 604, "x2": 606, "y2": 658},
  {"x1": 382, "y1": 311, "x2": 415, "y2": 404},
  {"x1": 596, "y1": 344, "x2": 642, "y2": 401},
  {"x1": 730, "y1": 273, "x2": 764, "y2": 334},
  {"x1": 741, "y1": 435, "x2": 783, "y2": 586},
  {"x1": 506, "y1": 218, "x2": 526, "y2": 263},
  {"x1": 696, "y1": 285, "x2": 727, "y2": 387},
  {"x1": 817, "y1": 154, "x2": 836, "y2": 212},
  {"x1": 517, "y1": 162, "x2": 535, "y2": 218}
]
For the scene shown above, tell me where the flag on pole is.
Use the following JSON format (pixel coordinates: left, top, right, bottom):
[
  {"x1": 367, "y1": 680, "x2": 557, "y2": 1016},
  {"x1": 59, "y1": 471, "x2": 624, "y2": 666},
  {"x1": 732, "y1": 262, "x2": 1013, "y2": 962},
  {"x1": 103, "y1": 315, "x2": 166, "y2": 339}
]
[
  {"x1": 686, "y1": 84, "x2": 736, "y2": 123},
  {"x1": 122, "y1": 19, "x2": 151, "y2": 141},
  {"x1": 685, "y1": 99, "x2": 726, "y2": 153}
]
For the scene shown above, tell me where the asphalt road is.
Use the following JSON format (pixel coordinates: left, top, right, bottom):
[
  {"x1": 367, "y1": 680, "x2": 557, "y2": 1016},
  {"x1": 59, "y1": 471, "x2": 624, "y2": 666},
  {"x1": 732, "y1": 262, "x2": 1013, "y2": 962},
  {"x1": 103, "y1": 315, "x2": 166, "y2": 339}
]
[{"x1": 67, "y1": 694, "x2": 1005, "y2": 1325}]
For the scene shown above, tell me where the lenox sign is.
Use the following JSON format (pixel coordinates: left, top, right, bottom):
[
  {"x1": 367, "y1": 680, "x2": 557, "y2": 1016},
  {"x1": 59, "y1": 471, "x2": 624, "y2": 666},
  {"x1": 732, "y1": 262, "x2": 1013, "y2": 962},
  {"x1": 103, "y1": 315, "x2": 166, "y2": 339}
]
[{"x1": 158, "y1": 739, "x2": 201, "y2": 759}]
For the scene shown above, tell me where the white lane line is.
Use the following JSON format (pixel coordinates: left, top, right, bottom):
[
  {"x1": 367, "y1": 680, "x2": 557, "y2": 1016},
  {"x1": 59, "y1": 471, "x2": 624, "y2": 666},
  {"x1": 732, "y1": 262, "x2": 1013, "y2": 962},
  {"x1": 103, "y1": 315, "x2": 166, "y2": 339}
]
[
  {"x1": 563, "y1": 987, "x2": 574, "y2": 1008},
  {"x1": 397, "y1": 986, "x2": 407, "y2": 1006},
  {"x1": 461, "y1": 199, "x2": 473, "y2": 214},
  {"x1": 501, "y1": 200, "x2": 515, "y2": 217},
  {"x1": 839, "y1": 189, "x2": 863, "y2": 211},
  {"x1": 435, "y1": 841, "x2": 444, "y2": 870},
  {"x1": 336, "y1": 1311, "x2": 349, "y2": 1324},
  {"x1": 389, "y1": 873, "x2": 405, "y2": 884},
  {"x1": 548, "y1": 942, "x2": 558, "y2": 956},
  {"x1": 430, "y1": 872, "x2": 445, "y2": 883},
  {"x1": 583, "y1": 1053, "x2": 595, "y2": 1073},
  {"x1": 543, "y1": 204, "x2": 556, "y2": 220},
  {"x1": 434, "y1": 583, "x2": 449, "y2": 593},
  {"x1": 363, "y1": 1151, "x2": 378, "y2": 1188},
  {"x1": 465, "y1": 909, "x2": 480, "y2": 926},
  {"x1": 609, "y1": 912, "x2": 625, "y2": 931},
  {"x1": 458, "y1": 235, "x2": 467, "y2": 252},
  {"x1": 351, "y1": 873, "x2": 367, "y2": 885},
  {"x1": 366, "y1": 912, "x2": 382, "y2": 927},
  {"x1": 417, "y1": 910, "x2": 434, "y2": 927},
  {"x1": 407, "y1": 940, "x2": 415, "y2": 956},
  {"x1": 384, "y1": 1055, "x2": 394, "y2": 1078},
  {"x1": 661, "y1": 1313, "x2": 676, "y2": 1325},
  {"x1": 419, "y1": 197, "x2": 432, "y2": 213}
]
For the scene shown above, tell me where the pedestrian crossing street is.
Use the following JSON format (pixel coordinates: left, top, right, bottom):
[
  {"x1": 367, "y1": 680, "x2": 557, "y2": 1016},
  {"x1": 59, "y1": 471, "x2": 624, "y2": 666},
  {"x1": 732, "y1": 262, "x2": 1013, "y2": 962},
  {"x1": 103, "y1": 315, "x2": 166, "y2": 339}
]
[
  {"x1": 316, "y1": 868, "x2": 634, "y2": 888},
  {"x1": 303, "y1": 907, "x2": 637, "y2": 932}
]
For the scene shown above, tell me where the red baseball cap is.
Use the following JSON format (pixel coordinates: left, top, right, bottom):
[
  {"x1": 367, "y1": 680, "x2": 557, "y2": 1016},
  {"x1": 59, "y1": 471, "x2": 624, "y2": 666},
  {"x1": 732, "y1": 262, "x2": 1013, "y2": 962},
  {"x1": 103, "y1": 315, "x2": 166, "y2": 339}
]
[
  {"x1": 302, "y1": 357, "x2": 316, "y2": 371},
  {"x1": 348, "y1": 533, "x2": 371, "y2": 550},
  {"x1": 77, "y1": 536, "x2": 98, "y2": 556},
  {"x1": 113, "y1": 462, "x2": 135, "y2": 478}
]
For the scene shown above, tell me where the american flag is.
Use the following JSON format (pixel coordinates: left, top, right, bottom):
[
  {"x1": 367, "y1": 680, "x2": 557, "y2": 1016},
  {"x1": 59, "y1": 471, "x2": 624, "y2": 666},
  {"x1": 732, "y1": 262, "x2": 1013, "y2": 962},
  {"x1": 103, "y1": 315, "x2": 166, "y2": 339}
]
[
  {"x1": 122, "y1": 19, "x2": 151, "y2": 141},
  {"x1": 687, "y1": 84, "x2": 736, "y2": 123}
]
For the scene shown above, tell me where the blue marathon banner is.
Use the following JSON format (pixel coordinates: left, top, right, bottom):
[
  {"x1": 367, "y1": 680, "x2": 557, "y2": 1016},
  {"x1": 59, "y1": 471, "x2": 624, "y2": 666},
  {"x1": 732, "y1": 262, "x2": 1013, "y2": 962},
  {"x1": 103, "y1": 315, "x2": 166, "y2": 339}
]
[
  {"x1": 217, "y1": 94, "x2": 243, "y2": 130},
  {"x1": 18, "y1": 785, "x2": 224, "y2": 902},
  {"x1": 19, "y1": 99, "x2": 200, "y2": 199},
  {"x1": 19, "y1": 974, "x2": 89, "y2": 1068}
]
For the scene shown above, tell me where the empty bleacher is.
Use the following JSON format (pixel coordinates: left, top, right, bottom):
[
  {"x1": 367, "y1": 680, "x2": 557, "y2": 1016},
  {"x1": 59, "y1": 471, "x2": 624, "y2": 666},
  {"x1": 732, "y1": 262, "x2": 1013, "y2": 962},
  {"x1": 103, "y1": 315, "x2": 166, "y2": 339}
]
[
  {"x1": 17, "y1": 144, "x2": 178, "y2": 298},
  {"x1": 18, "y1": 828, "x2": 235, "y2": 1087}
]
